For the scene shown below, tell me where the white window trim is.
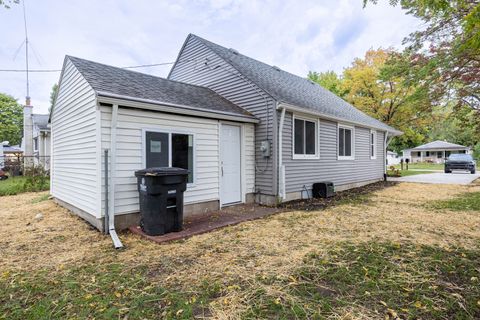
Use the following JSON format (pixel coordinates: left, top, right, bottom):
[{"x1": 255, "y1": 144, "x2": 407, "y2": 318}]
[
  {"x1": 292, "y1": 114, "x2": 320, "y2": 160},
  {"x1": 337, "y1": 124, "x2": 355, "y2": 160},
  {"x1": 142, "y1": 128, "x2": 196, "y2": 187},
  {"x1": 370, "y1": 129, "x2": 377, "y2": 160}
]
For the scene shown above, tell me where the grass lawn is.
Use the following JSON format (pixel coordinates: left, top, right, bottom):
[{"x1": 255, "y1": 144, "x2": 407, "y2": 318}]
[
  {"x1": 1, "y1": 180, "x2": 480, "y2": 319},
  {"x1": 393, "y1": 162, "x2": 445, "y2": 170},
  {"x1": 387, "y1": 170, "x2": 434, "y2": 177},
  {"x1": 0, "y1": 176, "x2": 50, "y2": 196}
]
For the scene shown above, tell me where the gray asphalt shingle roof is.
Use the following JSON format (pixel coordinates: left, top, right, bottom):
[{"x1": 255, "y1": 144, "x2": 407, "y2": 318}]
[
  {"x1": 32, "y1": 114, "x2": 50, "y2": 130},
  {"x1": 192, "y1": 34, "x2": 401, "y2": 134},
  {"x1": 67, "y1": 56, "x2": 256, "y2": 120},
  {"x1": 411, "y1": 140, "x2": 469, "y2": 150}
]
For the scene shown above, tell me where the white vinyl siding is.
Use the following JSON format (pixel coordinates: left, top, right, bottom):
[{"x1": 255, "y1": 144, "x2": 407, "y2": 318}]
[
  {"x1": 51, "y1": 59, "x2": 99, "y2": 217},
  {"x1": 283, "y1": 112, "x2": 385, "y2": 193},
  {"x1": 101, "y1": 106, "x2": 255, "y2": 215}
]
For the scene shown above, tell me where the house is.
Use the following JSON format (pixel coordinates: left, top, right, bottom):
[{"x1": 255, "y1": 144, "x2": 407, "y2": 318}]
[
  {"x1": 50, "y1": 34, "x2": 401, "y2": 235},
  {"x1": 402, "y1": 140, "x2": 470, "y2": 164},
  {"x1": 22, "y1": 99, "x2": 51, "y2": 169},
  {"x1": 386, "y1": 151, "x2": 400, "y2": 165},
  {"x1": 1, "y1": 144, "x2": 23, "y2": 175}
]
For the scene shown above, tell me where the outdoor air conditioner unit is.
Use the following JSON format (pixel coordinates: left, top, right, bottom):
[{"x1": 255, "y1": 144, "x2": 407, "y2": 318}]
[{"x1": 312, "y1": 182, "x2": 335, "y2": 198}]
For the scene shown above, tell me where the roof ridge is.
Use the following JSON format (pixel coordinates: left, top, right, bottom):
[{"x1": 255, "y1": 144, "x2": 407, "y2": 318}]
[
  {"x1": 67, "y1": 55, "x2": 218, "y2": 92},
  {"x1": 190, "y1": 35, "x2": 399, "y2": 133}
]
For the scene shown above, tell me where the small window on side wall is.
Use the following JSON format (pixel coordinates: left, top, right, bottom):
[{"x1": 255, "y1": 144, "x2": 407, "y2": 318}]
[
  {"x1": 293, "y1": 116, "x2": 318, "y2": 159},
  {"x1": 370, "y1": 130, "x2": 377, "y2": 159},
  {"x1": 338, "y1": 125, "x2": 354, "y2": 160},
  {"x1": 145, "y1": 131, "x2": 194, "y2": 183}
]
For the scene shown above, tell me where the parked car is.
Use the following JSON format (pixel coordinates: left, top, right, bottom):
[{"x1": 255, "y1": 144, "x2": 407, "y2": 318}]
[{"x1": 444, "y1": 154, "x2": 476, "y2": 174}]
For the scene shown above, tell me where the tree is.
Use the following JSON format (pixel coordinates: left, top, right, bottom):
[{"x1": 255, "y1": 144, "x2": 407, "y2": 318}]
[
  {"x1": 307, "y1": 71, "x2": 347, "y2": 98},
  {"x1": 363, "y1": 0, "x2": 480, "y2": 111},
  {"x1": 0, "y1": 93, "x2": 23, "y2": 145},
  {"x1": 341, "y1": 49, "x2": 433, "y2": 151},
  {"x1": 0, "y1": 0, "x2": 19, "y2": 9},
  {"x1": 49, "y1": 83, "x2": 58, "y2": 112}
]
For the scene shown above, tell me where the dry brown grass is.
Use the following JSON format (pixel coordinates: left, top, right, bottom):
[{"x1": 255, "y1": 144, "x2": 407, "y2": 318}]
[{"x1": 1, "y1": 181, "x2": 479, "y2": 319}]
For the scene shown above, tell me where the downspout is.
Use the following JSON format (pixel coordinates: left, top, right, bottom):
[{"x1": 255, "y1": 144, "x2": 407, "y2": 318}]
[
  {"x1": 108, "y1": 104, "x2": 123, "y2": 249},
  {"x1": 384, "y1": 131, "x2": 393, "y2": 180},
  {"x1": 277, "y1": 105, "x2": 286, "y2": 201}
]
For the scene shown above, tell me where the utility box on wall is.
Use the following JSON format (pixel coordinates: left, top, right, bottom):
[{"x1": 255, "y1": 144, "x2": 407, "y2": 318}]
[{"x1": 260, "y1": 140, "x2": 271, "y2": 158}]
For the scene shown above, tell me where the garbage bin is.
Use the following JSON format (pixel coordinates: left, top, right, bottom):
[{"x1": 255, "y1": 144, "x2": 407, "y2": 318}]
[{"x1": 135, "y1": 167, "x2": 189, "y2": 236}]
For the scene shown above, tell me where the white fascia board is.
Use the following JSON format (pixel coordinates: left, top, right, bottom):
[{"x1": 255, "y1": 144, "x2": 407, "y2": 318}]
[{"x1": 97, "y1": 92, "x2": 260, "y2": 124}]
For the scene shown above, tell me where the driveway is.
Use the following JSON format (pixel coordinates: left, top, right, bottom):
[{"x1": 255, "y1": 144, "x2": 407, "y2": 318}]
[{"x1": 389, "y1": 172, "x2": 480, "y2": 185}]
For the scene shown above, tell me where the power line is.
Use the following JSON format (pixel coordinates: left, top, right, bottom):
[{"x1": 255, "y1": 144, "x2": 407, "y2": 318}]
[{"x1": 0, "y1": 61, "x2": 183, "y2": 73}]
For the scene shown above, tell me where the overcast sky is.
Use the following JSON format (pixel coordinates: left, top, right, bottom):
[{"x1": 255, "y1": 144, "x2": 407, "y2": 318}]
[{"x1": 0, "y1": 0, "x2": 421, "y2": 114}]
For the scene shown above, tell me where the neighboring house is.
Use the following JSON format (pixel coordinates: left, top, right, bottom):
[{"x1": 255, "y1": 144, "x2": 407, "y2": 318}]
[
  {"x1": 386, "y1": 151, "x2": 400, "y2": 165},
  {"x1": 403, "y1": 140, "x2": 470, "y2": 163},
  {"x1": 2, "y1": 144, "x2": 23, "y2": 175},
  {"x1": 22, "y1": 101, "x2": 51, "y2": 169},
  {"x1": 50, "y1": 34, "x2": 401, "y2": 231}
]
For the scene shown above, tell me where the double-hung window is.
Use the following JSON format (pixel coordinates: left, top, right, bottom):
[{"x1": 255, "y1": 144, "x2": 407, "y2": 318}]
[
  {"x1": 145, "y1": 131, "x2": 194, "y2": 183},
  {"x1": 293, "y1": 116, "x2": 318, "y2": 159},
  {"x1": 338, "y1": 125, "x2": 354, "y2": 160},
  {"x1": 370, "y1": 130, "x2": 377, "y2": 159}
]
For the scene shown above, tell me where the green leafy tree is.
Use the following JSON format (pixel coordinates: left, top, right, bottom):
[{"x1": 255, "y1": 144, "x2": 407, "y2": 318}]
[
  {"x1": 341, "y1": 49, "x2": 433, "y2": 152},
  {"x1": 363, "y1": 0, "x2": 480, "y2": 111},
  {"x1": 49, "y1": 83, "x2": 58, "y2": 112},
  {"x1": 0, "y1": 93, "x2": 23, "y2": 145},
  {"x1": 307, "y1": 71, "x2": 347, "y2": 98},
  {"x1": 0, "y1": 0, "x2": 19, "y2": 9}
]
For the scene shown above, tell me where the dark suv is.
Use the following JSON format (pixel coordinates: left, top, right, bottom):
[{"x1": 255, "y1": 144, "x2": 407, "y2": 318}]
[{"x1": 444, "y1": 154, "x2": 476, "y2": 174}]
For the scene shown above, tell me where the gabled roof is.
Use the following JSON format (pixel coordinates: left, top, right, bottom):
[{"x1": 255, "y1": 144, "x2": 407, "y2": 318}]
[
  {"x1": 66, "y1": 56, "x2": 257, "y2": 121},
  {"x1": 188, "y1": 34, "x2": 401, "y2": 134},
  {"x1": 3, "y1": 145, "x2": 23, "y2": 153},
  {"x1": 411, "y1": 140, "x2": 469, "y2": 150},
  {"x1": 32, "y1": 114, "x2": 50, "y2": 130}
]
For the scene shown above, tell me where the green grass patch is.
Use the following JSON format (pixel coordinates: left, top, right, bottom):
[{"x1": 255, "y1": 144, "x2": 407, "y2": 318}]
[
  {"x1": 430, "y1": 191, "x2": 480, "y2": 211},
  {"x1": 30, "y1": 193, "x2": 50, "y2": 204},
  {"x1": 0, "y1": 176, "x2": 49, "y2": 196},
  {"x1": 387, "y1": 170, "x2": 434, "y2": 177},
  {"x1": 0, "y1": 264, "x2": 221, "y2": 320},
  {"x1": 3, "y1": 242, "x2": 480, "y2": 319},
  {"x1": 394, "y1": 163, "x2": 444, "y2": 170},
  {"x1": 243, "y1": 242, "x2": 480, "y2": 319}
]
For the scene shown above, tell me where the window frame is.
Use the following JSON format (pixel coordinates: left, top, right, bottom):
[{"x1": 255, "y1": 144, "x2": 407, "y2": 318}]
[
  {"x1": 142, "y1": 128, "x2": 196, "y2": 186},
  {"x1": 292, "y1": 114, "x2": 319, "y2": 160},
  {"x1": 370, "y1": 129, "x2": 377, "y2": 160},
  {"x1": 337, "y1": 124, "x2": 355, "y2": 160}
]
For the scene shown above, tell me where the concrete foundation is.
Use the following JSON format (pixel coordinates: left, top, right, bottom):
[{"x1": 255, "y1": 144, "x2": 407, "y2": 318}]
[{"x1": 283, "y1": 178, "x2": 383, "y2": 202}]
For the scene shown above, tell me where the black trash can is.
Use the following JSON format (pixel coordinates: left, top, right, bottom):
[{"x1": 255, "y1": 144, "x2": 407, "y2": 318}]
[{"x1": 135, "y1": 167, "x2": 189, "y2": 236}]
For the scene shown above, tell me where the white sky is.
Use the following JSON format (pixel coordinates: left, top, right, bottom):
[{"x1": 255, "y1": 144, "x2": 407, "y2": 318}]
[{"x1": 0, "y1": 0, "x2": 421, "y2": 114}]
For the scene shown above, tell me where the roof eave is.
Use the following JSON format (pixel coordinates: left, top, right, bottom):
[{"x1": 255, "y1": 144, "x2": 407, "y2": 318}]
[
  {"x1": 277, "y1": 102, "x2": 403, "y2": 135},
  {"x1": 96, "y1": 92, "x2": 260, "y2": 124}
]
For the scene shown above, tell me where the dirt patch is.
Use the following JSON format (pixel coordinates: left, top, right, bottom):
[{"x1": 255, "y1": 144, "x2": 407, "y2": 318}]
[{"x1": 280, "y1": 181, "x2": 396, "y2": 211}]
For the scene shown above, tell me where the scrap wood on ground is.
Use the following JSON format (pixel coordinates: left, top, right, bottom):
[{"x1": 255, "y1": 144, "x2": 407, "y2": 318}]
[{"x1": 1, "y1": 179, "x2": 480, "y2": 319}]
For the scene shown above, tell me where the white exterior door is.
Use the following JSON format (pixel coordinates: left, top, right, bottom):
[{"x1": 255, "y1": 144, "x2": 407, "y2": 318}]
[{"x1": 220, "y1": 124, "x2": 242, "y2": 205}]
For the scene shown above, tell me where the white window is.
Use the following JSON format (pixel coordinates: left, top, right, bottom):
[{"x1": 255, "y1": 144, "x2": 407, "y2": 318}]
[
  {"x1": 144, "y1": 130, "x2": 194, "y2": 183},
  {"x1": 293, "y1": 115, "x2": 318, "y2": 159},
  {"x1": 338, "y1": 124, "x2": 354, "y2": 160},
  {"x1": 370, "y1": 130, "x2": 377, "y2": 159},
  {"x1": 33, "y1": 137, "x2": 39, "y2": 151}
]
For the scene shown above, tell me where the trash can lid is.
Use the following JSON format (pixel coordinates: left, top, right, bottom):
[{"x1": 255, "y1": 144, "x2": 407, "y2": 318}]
[{"x1": 135, "y1": 167, "x2": 189, "y2": 177}]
